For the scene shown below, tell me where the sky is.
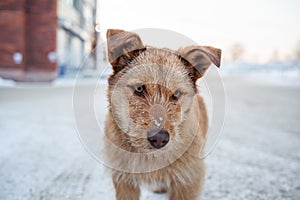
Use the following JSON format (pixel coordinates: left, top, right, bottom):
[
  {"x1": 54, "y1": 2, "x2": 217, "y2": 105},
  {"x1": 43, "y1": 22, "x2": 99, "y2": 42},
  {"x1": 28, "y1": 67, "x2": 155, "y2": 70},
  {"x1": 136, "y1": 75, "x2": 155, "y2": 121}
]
[{"x1": 97, "y1": 0, "x2": 300, "y2": 63}]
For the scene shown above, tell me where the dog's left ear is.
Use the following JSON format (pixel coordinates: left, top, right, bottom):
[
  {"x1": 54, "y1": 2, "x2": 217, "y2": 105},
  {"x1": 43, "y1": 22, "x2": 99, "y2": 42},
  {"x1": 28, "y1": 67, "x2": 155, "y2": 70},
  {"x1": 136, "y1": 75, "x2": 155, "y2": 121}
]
[
  {"x1": 177, "y1": 46, "x2": 221, "y2": 81},
  {"x1": 106, "y1": 29, "x2": 146, "y2": 74}
]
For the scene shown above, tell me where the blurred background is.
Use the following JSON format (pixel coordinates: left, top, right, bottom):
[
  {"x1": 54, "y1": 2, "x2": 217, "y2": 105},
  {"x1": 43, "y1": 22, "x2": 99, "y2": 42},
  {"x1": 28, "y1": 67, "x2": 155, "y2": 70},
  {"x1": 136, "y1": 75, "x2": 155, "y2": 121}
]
[
  {"x1": 0, "y1": 0, "x2": 299, "y2": 200},
  {"x1": 0, "y1": 0, "x2": 98, "y2": 81},
  {"x1": 0, "y1": 0, "x2": 299, "y2": 83}
]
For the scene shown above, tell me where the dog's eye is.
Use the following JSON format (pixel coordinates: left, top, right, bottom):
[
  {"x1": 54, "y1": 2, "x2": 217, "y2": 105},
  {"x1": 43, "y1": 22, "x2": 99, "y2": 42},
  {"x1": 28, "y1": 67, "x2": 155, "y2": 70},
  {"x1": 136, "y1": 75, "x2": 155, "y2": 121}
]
[
  {"x1": 134, "y1": 85, "x2": 146, "y2": 96},
  {"x1": 171, "y1": 90, "x2": 182, "y2": 101}
]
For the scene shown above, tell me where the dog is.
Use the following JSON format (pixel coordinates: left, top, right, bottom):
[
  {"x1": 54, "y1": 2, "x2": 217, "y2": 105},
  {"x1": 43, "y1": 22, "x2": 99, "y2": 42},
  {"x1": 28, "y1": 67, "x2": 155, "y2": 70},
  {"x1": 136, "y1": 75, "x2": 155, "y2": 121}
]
[{"x1": 104, "y1": 29, "x2": 221, "y2": 200}]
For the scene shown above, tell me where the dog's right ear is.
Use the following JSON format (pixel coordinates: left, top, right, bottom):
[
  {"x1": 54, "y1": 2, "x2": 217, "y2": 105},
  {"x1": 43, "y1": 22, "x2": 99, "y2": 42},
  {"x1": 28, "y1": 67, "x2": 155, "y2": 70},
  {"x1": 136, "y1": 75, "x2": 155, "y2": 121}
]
[{"x1": 106, "y1": 29, "x2": 146, "y2": 74}]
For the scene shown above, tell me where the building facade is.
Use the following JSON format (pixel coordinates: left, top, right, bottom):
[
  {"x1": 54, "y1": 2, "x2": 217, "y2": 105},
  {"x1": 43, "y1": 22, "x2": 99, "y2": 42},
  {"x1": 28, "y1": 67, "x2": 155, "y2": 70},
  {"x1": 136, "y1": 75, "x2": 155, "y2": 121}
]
[{"x1": 0, "y1": 0, "x2": 97, "y2": 81}]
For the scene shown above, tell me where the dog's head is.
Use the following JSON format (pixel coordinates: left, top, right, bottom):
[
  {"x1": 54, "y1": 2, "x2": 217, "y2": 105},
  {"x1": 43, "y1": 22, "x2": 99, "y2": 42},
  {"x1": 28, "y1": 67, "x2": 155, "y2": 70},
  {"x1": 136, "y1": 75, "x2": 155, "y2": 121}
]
[{"x1": 106, "y1": 29, "x2": 221, "y2": 152}]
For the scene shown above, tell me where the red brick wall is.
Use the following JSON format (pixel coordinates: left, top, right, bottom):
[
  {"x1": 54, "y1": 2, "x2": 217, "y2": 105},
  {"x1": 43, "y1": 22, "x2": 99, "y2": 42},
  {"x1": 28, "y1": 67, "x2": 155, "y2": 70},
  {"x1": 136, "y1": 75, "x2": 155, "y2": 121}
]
[
  {"x1": 25, "y1": 0, "x2": 57, "y2": 72},
  {"x1": 0, "y1": 0, "x2": 26, "y2": 80},
  {"x1": 0, "y1": 0, "x2": 57, "y2": 81}
]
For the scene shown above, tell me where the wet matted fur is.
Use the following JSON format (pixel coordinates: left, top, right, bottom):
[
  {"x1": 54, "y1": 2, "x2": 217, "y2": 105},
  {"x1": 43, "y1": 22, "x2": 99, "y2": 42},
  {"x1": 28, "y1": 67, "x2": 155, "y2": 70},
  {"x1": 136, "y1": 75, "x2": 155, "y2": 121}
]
[{"x1": 104, "y1": 29, "x2": 221, "y2": 200}]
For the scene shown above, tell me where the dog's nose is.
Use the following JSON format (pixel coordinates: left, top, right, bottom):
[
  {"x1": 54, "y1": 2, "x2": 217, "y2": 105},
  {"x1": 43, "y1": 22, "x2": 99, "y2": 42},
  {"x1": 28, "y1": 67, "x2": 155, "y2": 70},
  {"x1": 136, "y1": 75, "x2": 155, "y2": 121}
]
[{"x1": 147, "y1": 130, "x2": 169, "y2": 149}]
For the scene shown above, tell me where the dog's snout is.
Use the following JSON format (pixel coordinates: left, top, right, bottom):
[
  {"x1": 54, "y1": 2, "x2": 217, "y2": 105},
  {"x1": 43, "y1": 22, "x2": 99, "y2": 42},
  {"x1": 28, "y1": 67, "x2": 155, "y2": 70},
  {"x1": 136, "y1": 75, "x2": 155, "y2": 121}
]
[{"x1": 147, "y1": 130, "x2": 169, "y2": 149}]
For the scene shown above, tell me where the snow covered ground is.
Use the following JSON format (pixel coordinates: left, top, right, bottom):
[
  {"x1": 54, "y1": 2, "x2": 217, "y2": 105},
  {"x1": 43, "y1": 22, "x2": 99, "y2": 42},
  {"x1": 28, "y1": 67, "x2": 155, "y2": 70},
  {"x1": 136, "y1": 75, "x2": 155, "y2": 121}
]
[
  {"x1": 0, "y1": 71, "x2": 300, "y2": 199},
  {"x1": 221, "y1": 61, "x2": 300, "y2": 87}
]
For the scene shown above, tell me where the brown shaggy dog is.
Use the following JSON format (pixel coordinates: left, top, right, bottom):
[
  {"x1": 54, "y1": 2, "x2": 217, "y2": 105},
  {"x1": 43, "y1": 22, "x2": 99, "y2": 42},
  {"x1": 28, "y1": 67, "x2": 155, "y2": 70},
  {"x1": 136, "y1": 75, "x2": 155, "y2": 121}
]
[{"x1": 104, "y1": 29, "x2": 221, "y2": 200}]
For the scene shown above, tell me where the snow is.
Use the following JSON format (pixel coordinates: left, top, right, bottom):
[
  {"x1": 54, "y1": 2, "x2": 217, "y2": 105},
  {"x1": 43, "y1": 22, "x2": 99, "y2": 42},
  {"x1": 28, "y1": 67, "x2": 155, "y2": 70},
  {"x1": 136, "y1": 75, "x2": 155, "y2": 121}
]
[
  {"x1": 221, "y1": 61, "x2": 300, "y2": 87},
  {"x1": 0, "y1": 77, "x2": 16, "y2": 87},
  {"x1": 1, "y1": 71, "x2": 300, "y2": 199},
  {"x1": 153, "y1": 119, "x2": 161, "y2": 127}
]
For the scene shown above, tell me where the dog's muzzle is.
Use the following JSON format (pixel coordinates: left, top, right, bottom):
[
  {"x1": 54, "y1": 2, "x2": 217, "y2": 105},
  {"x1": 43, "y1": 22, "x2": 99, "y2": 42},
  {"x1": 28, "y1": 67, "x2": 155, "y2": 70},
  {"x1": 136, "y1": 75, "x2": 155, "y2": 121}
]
[{"x1": 147, "y1": 129, "x2": 169, "y2": 149}]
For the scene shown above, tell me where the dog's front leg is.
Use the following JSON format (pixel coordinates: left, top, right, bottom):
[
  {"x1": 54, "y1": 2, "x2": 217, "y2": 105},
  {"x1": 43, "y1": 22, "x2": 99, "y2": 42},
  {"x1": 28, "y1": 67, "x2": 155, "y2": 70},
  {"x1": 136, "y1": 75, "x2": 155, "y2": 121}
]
[
  {"x1": 112, "y1": 175, "x2": 140, "y2": 200},
  {"x1": 169, "y1": 165, "x2": 205, "y2": 200},
  {"x1": 169, "y1": 179, "x2": 204, "y2": 200}
]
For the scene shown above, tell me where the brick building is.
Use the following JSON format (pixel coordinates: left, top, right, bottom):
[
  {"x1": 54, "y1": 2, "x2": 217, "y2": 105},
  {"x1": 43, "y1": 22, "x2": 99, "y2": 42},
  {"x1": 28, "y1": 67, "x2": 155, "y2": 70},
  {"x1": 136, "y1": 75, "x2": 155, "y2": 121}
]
[{"x1": 0, "y1": 0, "x2": 97, "y2": 82}]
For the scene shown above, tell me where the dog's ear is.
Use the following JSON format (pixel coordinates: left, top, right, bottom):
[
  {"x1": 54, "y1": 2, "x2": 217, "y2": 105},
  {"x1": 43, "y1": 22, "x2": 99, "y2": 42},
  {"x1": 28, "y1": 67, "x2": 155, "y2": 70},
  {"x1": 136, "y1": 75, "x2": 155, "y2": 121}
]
[
  {"x1": 177, "y1": 46, "x2": 221, "y2": 81},
  {"x1": 106, "y1": 29, "x2": 146, "y2": 73}
]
